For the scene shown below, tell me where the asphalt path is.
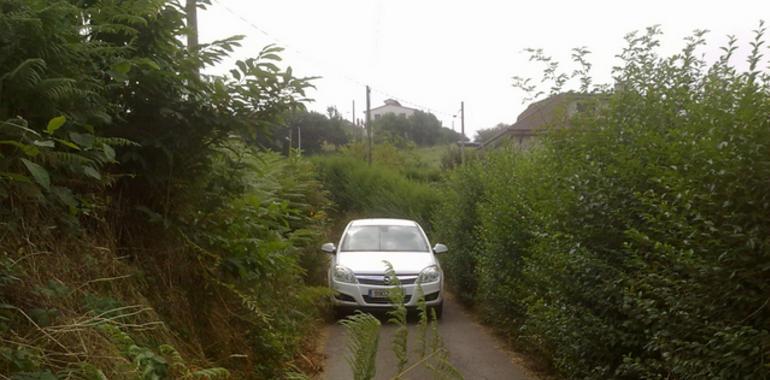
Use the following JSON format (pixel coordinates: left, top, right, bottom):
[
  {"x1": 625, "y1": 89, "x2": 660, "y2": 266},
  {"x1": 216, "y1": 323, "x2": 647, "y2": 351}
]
[{"x1": 319, "y1": 294, "x2": 535, "y2": 380}]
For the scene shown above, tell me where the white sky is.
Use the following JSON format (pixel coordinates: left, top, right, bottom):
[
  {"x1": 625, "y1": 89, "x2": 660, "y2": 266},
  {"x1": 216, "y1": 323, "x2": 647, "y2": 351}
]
[{"x1": 200, "y1": 0, "x2": 768, "y2": 138}]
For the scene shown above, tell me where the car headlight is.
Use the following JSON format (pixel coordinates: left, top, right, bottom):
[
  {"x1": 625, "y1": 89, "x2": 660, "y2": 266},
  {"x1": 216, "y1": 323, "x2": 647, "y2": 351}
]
[
  {"x1": 332, "y1": 265, "x2": 357, "y2": 284},
  {"x1": 417, "y1": 265, "x2": 441, "y2": 284}
]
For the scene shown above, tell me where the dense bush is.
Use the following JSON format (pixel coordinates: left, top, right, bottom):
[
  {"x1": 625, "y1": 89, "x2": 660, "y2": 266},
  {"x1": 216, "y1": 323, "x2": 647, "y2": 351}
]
[
  {"x1": 168, "y1": 148, "x2": 331, "y2": 377},
  {"x1": 432, "y1": 161, "x2": 485, "y2": 304},
  {"x1": 313, "y1": 154, "x2": 439, "y2": 230},
  {"x1": 435, "y1": 26, "x2": 770, "y2": 378}
]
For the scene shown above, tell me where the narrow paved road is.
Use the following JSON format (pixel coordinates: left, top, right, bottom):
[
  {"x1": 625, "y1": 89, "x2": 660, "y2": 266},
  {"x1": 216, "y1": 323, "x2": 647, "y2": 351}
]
[{"x1": 320, "y1": 294, "x2": 535, "y2": 380}]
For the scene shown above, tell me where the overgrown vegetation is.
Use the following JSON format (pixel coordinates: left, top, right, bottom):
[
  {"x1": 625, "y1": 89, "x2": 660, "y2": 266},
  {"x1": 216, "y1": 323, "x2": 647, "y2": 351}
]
[
  {"x1": 313, "y1": 152, "x2": 440, "y2": 231},
  {"x1": 435, "y1": 25, "x2": 770, "y2": 378},
  {"x1": 1, "y1": 1, "x2": 330, "y2": 378}
]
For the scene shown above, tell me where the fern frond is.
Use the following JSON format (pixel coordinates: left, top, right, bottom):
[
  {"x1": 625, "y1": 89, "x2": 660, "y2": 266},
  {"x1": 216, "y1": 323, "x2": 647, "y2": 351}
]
[
  {"x1": 384, "y1": 260, "x2": 409, "y2": 375},
  {"x1": 191, "y1": 367, "x2": 231, "y2": 379},
  {"x1": 94, "y1": 136, "x2": 140, "y2": 147},
  {"x1": 415, "y1": 284, "x2": 428, "y2": 359},
  {"x1": 340, "y1": 312, "x2": 380, "y2": 380},
  {"x1": 35, "y1": 77, "x2": 76, "y2": 91},
  {"x1": 109, "y1": 14, "x2": 148, "y2": 27},
  {"x1": 88, "y1": 23, "x2": 139, "y2": 37},
  {"x1": 37, "y1": 78, "x2": 96, "y2": 101},
  {"x1": 2, "y1": 58, "x2": 46, "y2": 87},
  {"x1": 98, "y1": 324, "x2": 135, "y2": 354},
  {"x1": 159, "y1": 344, "x2": 188, "y2": 374},
  {"x1": 38, "y1": 151, "x2": 95, "y2": 167}
]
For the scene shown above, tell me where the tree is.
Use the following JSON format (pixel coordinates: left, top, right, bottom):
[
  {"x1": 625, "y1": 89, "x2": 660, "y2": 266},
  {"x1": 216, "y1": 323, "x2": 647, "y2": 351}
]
[
  {"x1": 473, "y1": 123, "x2": 509, "y2": 143},
  {"x1": 372, "y1": 111, "x2": 463, "y2": 147},
  {"x1": 280, "y1": 109, "x2": 356, "y2": 154}
]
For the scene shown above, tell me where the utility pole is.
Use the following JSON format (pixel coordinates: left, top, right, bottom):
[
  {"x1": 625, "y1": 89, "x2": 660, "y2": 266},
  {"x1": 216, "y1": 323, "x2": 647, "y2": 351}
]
[
  {"x1": 186, "y1": 0, "x2": 199, "y2": 74},
  {"x1": 287, "y1": 128, "x2": 293, "y2": 156},
  {"x1": 296, "y1": 126, "x2": 302, "y2": 156},
  {"x1": 352, "y1": 100, "x2": 356, "y2": 126},
  {"x1": 460, "y1": 101, "x2": 465, "y2": 165},
  {"x1": 366, "y1": 86, "x2": 372, "y2": 165}
]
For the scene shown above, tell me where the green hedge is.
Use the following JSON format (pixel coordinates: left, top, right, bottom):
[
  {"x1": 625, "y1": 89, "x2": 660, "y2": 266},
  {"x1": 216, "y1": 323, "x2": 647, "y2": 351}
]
[{"x1": 435, "y1": 27, "x2": 770, "y2": 378}]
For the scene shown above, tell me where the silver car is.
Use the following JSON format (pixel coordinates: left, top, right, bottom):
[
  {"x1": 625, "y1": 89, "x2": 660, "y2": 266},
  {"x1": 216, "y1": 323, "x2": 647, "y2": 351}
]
[{"x1": 323, "y1": 218, "x2": 447, "y2": 318}]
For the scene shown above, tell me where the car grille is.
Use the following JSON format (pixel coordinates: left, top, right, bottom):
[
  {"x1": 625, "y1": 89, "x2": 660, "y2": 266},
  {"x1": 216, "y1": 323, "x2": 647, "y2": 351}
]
[
  {"x1": 424, "y1": 291, "x2": 439, "y2": 301},
  {"x1": 356, "y1": 275, "x2": 418, "y2": 286},
  {"x1": 363, "y1": 295, "x2": 412, "y2": 304}
]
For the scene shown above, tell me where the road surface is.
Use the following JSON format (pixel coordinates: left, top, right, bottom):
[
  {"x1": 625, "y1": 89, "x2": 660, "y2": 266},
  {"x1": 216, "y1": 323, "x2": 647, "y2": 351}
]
[{"x1": 319, "y1": 294, "x2": 535, "y2": 380}]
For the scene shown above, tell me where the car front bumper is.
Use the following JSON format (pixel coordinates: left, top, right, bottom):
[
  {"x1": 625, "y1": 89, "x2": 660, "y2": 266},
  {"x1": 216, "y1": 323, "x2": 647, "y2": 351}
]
[{"x1": 331, "y1": 279, "x2": 443, "y2": 308}]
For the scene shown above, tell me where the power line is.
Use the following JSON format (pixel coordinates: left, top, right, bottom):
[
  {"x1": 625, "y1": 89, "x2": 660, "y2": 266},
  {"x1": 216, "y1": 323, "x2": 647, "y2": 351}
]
[{"x1": 210, "y1": 0, "x2": 458, "y2": 120}]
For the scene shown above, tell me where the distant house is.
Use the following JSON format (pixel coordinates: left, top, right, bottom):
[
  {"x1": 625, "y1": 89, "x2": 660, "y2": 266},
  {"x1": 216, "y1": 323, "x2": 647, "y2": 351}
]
[
  {"x1": 368, "y1": 99, "x2": 417, "y2": 120},
  {"x1": 481, "y1": 93, "x2": 593, "y2": 150}
]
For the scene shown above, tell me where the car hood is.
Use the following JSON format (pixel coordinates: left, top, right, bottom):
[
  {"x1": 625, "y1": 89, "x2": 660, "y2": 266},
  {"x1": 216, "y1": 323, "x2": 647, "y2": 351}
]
[{"x1": 336, "y1": 251, "x2": 436, "y2": 274}]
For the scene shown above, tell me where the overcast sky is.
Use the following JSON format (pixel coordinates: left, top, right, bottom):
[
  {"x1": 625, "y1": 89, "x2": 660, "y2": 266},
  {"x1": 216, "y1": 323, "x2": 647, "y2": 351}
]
[{"x1": 200, "y1": 0, "x2": 768, "y2": 138}]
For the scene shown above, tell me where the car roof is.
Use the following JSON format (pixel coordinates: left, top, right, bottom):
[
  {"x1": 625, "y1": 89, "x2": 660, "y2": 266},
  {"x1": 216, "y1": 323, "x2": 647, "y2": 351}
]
[{"x1": 349, "y1": 218, "x2": 419, "y2": 227}]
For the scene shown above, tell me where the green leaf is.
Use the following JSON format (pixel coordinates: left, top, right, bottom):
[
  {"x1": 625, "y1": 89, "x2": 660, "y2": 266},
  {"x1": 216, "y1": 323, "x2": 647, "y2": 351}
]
[
  {"x1": 20, "y1": 158, "x2": 50, "y2": 190},
  {"x1": 112, "y1": 61, "x2": 132, "y2": 74},
  {"x1": 69, "y1": 132, "x2": 95, "y2": 148},
  {"x1": 52, "y1": 186, "x2": 77, "y2": 208},
  {"x1": 83, "y1": 166, "x2": 101, "y2": 180},
  {"x1": 46, "y1": 115, "x2": 66, "y2": 135},
  {"x1": 230, "y1": 69, "x2": 241, "y2": 81},
  {"x1": 33, "y1": 140, "x2": 55, "y2": 148},
  {"x1": 103, "y1": 143, "x2": 116, "y2": 162},
  {"x1": 135, "y1": 58, "x2": 160, "y2": 70},
  {"x1": 262, "y1": 53, "x2": 282, "y2": 61},
  {"x1": 235, "y1": 60, "x2": 248, "y2": 74},
  {"x1": 55, "y1": 138, "x2": 80, "y2": 150},
  {"x1": 0, "y1": 140, "x2": 39, "y2": 156},
  {"x1": 0, "y1": 172, "x2": 32, "y2": 183}
]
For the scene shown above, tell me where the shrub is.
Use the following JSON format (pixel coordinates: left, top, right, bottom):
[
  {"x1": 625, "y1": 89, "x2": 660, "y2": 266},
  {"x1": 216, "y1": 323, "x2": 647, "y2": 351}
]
[
  {"x1": 435, "y1": 25, "x2": 770, "y2": 378},
  {"x1": 431, "y1": 161, "x2": 485, "y2": 304}
]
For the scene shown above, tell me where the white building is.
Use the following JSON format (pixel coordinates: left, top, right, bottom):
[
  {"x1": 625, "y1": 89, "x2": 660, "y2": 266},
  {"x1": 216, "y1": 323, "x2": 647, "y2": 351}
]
[{"x1": 368, "y1": 99, "x2": 417, "y2": 120}]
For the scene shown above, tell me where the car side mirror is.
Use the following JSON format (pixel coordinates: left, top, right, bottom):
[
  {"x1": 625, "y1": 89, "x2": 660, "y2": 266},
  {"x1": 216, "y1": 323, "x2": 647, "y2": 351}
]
[
  {"x1": 433, "y1": 243, "x2": 448, "y2": 254},
  {"x1": 321, "y1": 242, "x2": 337, "y2": 254}
]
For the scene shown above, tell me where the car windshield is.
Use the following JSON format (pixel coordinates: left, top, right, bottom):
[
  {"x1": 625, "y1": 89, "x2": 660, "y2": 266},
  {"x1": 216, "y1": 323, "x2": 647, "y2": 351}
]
[{"x1": 340, "y1": 225, "x2": 429, "y2": 252}]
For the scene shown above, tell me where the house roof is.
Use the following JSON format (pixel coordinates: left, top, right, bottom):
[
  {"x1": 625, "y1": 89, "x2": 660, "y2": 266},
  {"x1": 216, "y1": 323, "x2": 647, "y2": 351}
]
[
  {"x1": 481, "y1": 93, "x2": 588, "y2": 148},
  {"x1": 368, "y1": 99, "x2": 419, "y2": 113}
]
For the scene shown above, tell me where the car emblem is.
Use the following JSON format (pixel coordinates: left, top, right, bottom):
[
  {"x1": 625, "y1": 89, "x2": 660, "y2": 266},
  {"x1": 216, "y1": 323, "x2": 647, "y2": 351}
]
[{"x1": 383, "y1": 275, "x2": 392, "y2": 285}]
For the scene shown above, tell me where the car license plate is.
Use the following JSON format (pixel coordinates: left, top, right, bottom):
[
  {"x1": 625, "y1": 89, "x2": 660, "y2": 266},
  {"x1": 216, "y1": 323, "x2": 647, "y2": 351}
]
[{"x1": 368, "y1": 289, "x2": 390, "y2": 298}]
